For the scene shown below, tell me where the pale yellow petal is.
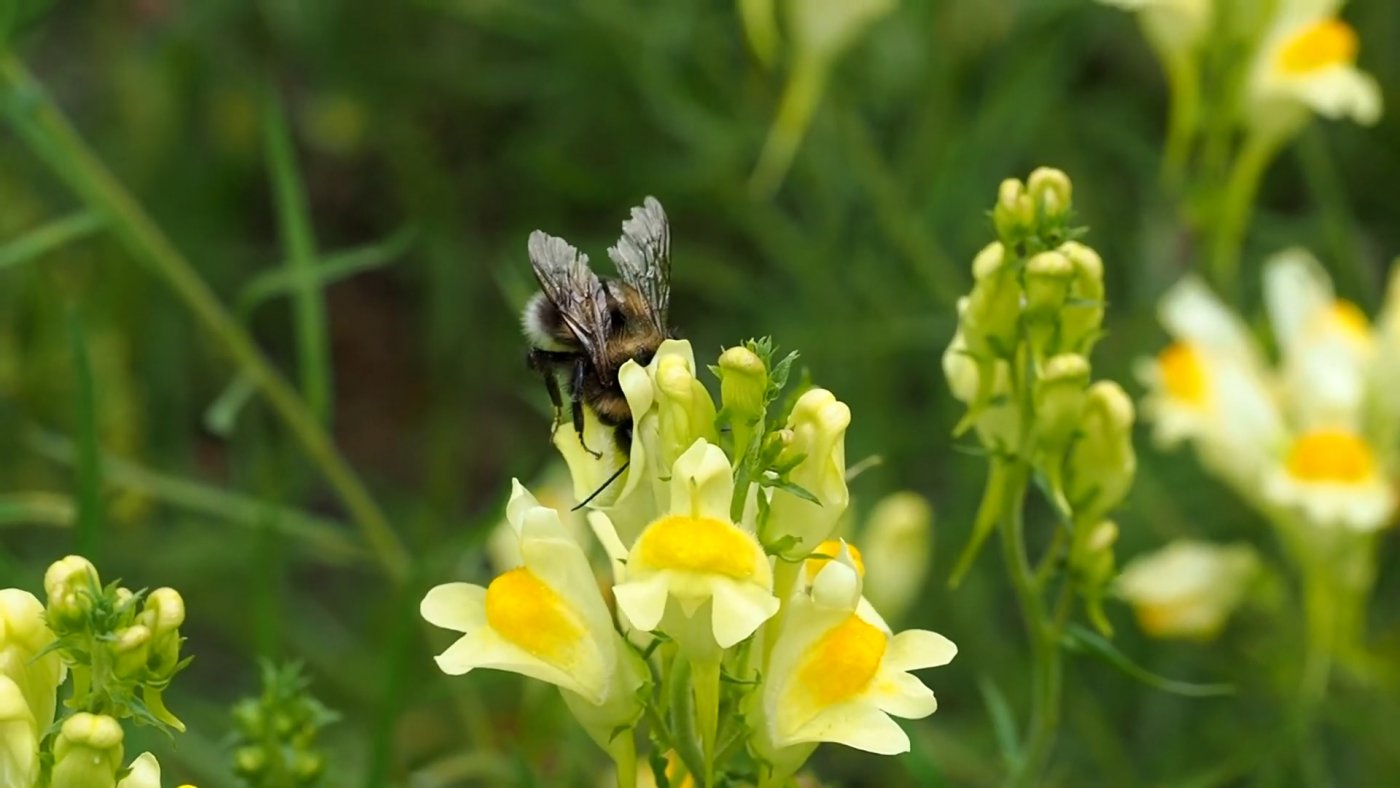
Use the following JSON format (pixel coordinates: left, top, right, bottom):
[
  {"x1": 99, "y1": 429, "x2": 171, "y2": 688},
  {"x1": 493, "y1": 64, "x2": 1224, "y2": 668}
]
[
  {"x1": 885, "y1": 629, "x2": 958, "y2": 672},
  {"x1": 420, "y1": 583, "x2": 487, "y2": 634}
]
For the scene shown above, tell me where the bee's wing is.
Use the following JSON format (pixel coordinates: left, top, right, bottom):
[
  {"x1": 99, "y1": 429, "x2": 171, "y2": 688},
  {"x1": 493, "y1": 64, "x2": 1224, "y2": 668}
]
[
  {"x1": 527, "y1": 230, "x2": 612, "y2": 374},
  {"x1": 607, "y1": 196, "x2": 671, "y2": 329}
]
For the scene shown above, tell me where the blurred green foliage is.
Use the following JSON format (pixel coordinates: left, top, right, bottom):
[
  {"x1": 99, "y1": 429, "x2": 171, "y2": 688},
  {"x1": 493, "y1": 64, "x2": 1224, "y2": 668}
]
[{"x1": 2, "y1": 0, "x2": 1399, "y2": 785}]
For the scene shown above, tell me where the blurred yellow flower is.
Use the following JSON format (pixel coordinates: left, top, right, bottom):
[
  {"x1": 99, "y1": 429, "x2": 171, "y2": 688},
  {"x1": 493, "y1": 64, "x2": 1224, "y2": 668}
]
[
  {"x1": 612, "y1": 439, "x2": 779, "y2": 653},
  {"x1": 1117, "y1": 540, "x2": 1258, "y2": 639},
  {"x1": 1247, "y1": 2, "x2": 1381, "y2": 134},
  {"x1": 1095, "y1": 0, "x2": 1211, "y2": 54},
  {"x1": 1265, "y1": 428, "x2": 1394, "y2": 531}
]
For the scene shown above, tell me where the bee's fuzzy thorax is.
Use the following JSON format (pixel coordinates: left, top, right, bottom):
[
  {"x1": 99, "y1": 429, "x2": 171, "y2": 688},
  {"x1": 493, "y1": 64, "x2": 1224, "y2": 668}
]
[{"x1": 522, "y1": 292, "x2": 577, "y2": 352}]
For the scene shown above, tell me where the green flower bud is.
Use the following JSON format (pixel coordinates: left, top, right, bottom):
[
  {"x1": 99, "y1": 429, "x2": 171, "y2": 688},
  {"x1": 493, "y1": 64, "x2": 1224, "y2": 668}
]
[
  {"x1": 112, "y1": 625, "x2": 152, "y2": 679},
  {"x1": 140, "y1": 588, "x2": 185, "y2": 639},
  {"x1": 52, "y1": 712, "x2": 125, "y2": 788},
  {"x1": 1059, "y1": 241, "x2": 1106, "y2": 354},
  {"x1": 292, "y1": 750, "x2": 326, "y2": 782},
  {"x1": 44, "y1": 555, "x2": 99, "y2": 634},
  {"x1": 993, "y1": 178, "x2": 1035, "y2": 244},
  {"x1": 961, "y1": 242, "x2": 1021, "y2": 361},
  {"x1": 1024, "y1": 250, "x2": 1076, "y2": 358},
  {"x1": 718, "y1": 345, "x2": 768, "y2": 455},
  {"x1": 1064, "y1": 381, "x2": 1137, "y2": 524},
  {"x1": 234, "y1": 746, "x2": 267, "y2": 777},
  {"x1": 1027, "y1": 166, "x2": 1072, "y2": 223},
  {"x1": 654, "y1": 352, "x2": 719, "y2": 471},
  {"x1": 859, "y1": 492, "x2": 934, "y2": 623},
  {"x1": 1070, "y1": 520, "x2": 1119, "y2": 635},
  {"x1": 1033, "y1": 353, "x2": 1091, "y2": 453},
  {"x1": 767, "y1": 388, "x2": 851, "y2": 557}
]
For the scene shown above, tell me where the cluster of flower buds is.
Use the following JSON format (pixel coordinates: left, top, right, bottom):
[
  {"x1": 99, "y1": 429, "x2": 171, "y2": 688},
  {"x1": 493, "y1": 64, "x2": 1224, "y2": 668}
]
[
  {"x1": 944, "y1": 168, "x2": 1136, "y2": 630},
  {"x1": 425, "y1": 335, "x2": 955, "y2": 787},
  {"x1": 1, "y1": 556, "x2": 188, "y2": 788},
  {"x1": 231, "y1": 662, "x2": 336, "y2": 787}
]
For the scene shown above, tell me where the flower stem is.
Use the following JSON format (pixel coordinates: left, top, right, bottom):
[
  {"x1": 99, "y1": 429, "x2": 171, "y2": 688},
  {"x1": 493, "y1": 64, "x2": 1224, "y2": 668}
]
[
  {"x1": 610, "y1": 733, "x2": 638, "y2": 788},
  {"x1": 0, "y1": 55, "x2": 410, "y2": 584},
  {"x1": 750, "y1": 63, "x2": 827, "y2": 198},
  {"x1": 1160, "y1": 50, "x2": 1200, "y2": 192},
  {"x1": 691, "y1": 656, "x2": 721, "y2": 786},
  {"x1": 995, "y1": 458, "x2": 1063, "y2": 785},
  {"x1": 1208, "y1": 131, "x2": 1280, "y2": 298}
]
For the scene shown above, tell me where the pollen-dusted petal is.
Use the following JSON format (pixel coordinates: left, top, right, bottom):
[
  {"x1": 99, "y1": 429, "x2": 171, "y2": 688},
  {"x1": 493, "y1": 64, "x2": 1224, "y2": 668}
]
[
  {"x1": 796, "y1": 613, "x2": 887, "y2": 707},
  {"x1": 1157, "y1": 343, "x2": 1207, "y2": 405},
  {"x1": 636, "y1": 514, "x2": 762, "y2": 579},
  {"x1": 871, "y1": 671, "x2": 938, "y2": 719},
  {"x1": 709, "y1": 580, "x2": 780, "y2": 647},
  {"x1": 484, "y1": 568, "x2": 586, "y2": 663},
  {"x1": 785, "y1": 699, "x2": 911, "y2": 755},
  {"x1": 1278, "y1": 18, "x2": 1358, "y2": 75},
  {"x1": 1285, "y1": 430, "x2": 1376, "y2": 483},
  {"x1": 803, "y1": 539, "x2": 865, "y2": 583},
  {"x1": 884, "y1": 628, "x2": 958, "y2": 672},
  {"x1": 420, "y1": 583, "x2": 487, "y2": 634}
]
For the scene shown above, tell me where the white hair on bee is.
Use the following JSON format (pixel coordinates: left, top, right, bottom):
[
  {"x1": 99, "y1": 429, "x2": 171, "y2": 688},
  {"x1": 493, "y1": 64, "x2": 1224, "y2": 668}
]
[{"x1": 521, "y1": 292, "x2": 574, "y2": 352}]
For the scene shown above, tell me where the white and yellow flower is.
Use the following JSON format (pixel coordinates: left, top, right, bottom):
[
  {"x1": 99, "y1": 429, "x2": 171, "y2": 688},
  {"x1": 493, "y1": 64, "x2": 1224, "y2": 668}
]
[
  {"x1": 1246, "y1": 1, "x2": 1382, "y2": 135},
  {"x1": 486, "y1": 462, "x2": 591, "y2": 574},
  {"x1": 765, "y1": 388, "x2": 852, "y2": 560},
  {"x1": 1264, "y1": 428, "x2": 1394, "y2": 531},
  {"x1": 1116, "y1": 540, "x2": 1259, "y2": 639},
  {"x1": 755, "y1": 543, "x2": 955, "y2": 776},
  {"x1": 421, "y1": 480, "x2": 645, "y2": 737},
  {"x1": 1137, "y1": 275, "x2": 1284, "y2": 467},
  {"x1": 612, "y1": 439, "x2": 779, "y2": 655},
  {"x1": 1263, "y1": 248, "x2": 1375, "y2": 430}
]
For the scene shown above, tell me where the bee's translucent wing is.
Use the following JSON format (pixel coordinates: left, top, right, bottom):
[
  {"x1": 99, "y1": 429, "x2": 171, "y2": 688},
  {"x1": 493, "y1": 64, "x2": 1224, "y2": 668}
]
[
  {"x1": 607, "y1": 196, "x2": 671, "y2": 329},
  {"x1": 528, "y1": 230, "x2": 611, "y2": 373}
]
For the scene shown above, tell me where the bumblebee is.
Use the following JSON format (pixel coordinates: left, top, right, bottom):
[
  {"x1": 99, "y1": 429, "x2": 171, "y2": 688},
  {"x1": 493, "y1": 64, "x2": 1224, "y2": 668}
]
[{"x1": 523, "y1": 196, "x2": 673, "y2": 457}]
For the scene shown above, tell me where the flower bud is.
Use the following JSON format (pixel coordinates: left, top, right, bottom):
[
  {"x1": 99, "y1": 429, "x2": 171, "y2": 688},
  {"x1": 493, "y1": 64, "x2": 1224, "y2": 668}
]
[
  {"x1": 44, "y1": 555, "x2": 100, "y2": 634},
  {"x1": 1024, "y1": 251, "x2": 1075, "y2": 322},
  {"x1": 1027, "y1": 166, "x2": 1072, "y2": 223},
  {"x1": 1058, "y1": 241, "x2": 1106, "y2": 354},
  {"x1": 961, "y1": 243, "x2": 1021, "y2": 361},
  {"x1": 1033, "y1": 354, "x2": 1091, "y2": 453},
  {"x1": 993, "y1": 178, "x2": 1035, "y2": 243},
  {"x1": 767, "y1": 388, "x2": 851, "y2": 558},
  {"x1": 1070, "y1": 519, "x2": 1119, "y2": 635},
  {"x1": 52, "y1": 712, "x2": 125, "y2": 788},
  {"x1": 112, "y1": 625, "x2": 152, "y2": 679},
  {"x1": 1064, "y1": 381, "x2": 1137, "y2": 523},
  {"x1": 718, "y1": 344, "x2": 769, "y2": 454},
  {"x1": 654, "y1": 353, "x2": 719, "y2": 471},
  {"x1": 858, "y1": 492, "x2": 933, "y2": 623},
  {"x1": 141, "y1": 588, "x2": 185, "y2": 638}
]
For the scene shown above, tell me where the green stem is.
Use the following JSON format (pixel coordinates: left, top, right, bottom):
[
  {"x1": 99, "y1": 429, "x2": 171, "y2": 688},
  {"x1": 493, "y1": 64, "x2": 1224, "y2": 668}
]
[
  {"x1": 610, "y1": 731, "x2": 638, "y2": 788},
  {"x1": 1159, "y1": 50, "x2": 1200, "y2": 192},
  {"x1": 995, "y1": 458, "x2": 1062, "y2": 785},
  {"x1": 0, "y1": 55, "x2": 409, "y2": 584},
  {"x1": 750, "y1": 62, "x2": 827, "y2": 198},
  {"x1": 691, "y1": 656, "x2": 721, "y2": 786},
  {"x1": 1208, "y1": 131, "x2": 1280, "y2": 298}
]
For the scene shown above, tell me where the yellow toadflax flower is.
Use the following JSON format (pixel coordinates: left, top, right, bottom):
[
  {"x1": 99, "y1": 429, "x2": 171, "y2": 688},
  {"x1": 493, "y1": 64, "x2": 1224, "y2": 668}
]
[
  {"x1": 420, "y1": 481, "x2": 645, "y2": 745},
  {"x1": 754, "y1": 543, "x2": 955, "y2": 779},
  {"x1": 1246, "y1": 0, "x2": 1382, "y2": 135},
  {"x1": 1117, "y1": 540, "x2": 1259, "y2": 639},
  {"x1": 612, "y1": 439, "x2": 780, "y2": 655}
]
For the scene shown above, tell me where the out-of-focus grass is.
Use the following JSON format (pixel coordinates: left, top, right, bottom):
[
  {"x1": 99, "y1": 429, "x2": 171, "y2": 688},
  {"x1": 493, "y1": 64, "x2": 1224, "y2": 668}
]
[{"x1": 1, "y1": 0, "x2": 1398, "y2": 785}]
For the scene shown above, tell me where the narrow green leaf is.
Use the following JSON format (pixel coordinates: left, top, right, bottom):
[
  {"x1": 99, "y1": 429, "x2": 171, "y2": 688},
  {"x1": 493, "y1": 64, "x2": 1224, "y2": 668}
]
[
  {"x1": 203, "y1": 371, "x2": 258, "y2": 437},
  {"x1": 235, "y1": 227, "x2": 416, "y2": 316},
  {"x1": 0, "y1": 492, "x2": 75, "y2": 527},
  {"x1": 263, "y1": 88, "x2": 332, "y2": 424},
  {"x1": 67, "y1": 306, "x2": 102, "y2": 556},
  {"x1": 977, "y1": 675, "x2": 1022, "y2": 767},
  {"x1": 0, "y1": 210, "x2": 103, "y2": 270},
  {"x1": 1062, "y1": 623, "x2": 1235, "y2": 697}
]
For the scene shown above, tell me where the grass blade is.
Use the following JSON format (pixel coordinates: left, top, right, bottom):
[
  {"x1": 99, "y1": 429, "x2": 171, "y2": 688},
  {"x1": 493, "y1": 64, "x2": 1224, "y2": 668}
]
[
  {"x1": 236, "y1": 227, "x2": 417, "y2": 317},
  {"x1": 1062, "y1": 624, "x2": 1236, "y2": 698},
  {"x1": 263, "y1": 88, "x2": 332, "y2": 424},
  {"x1": 0, "y1": 492, "x2": 75, "y2": 527},
  {"x1": 0, "y1": 210, "x2": 103, "y2": 270}
]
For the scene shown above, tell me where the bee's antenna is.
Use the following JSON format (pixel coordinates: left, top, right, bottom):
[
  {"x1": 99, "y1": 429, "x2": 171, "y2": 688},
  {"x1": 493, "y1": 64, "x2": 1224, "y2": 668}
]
[{"x1": 572, "y1": 462, "x2": 630, "y2": 511}]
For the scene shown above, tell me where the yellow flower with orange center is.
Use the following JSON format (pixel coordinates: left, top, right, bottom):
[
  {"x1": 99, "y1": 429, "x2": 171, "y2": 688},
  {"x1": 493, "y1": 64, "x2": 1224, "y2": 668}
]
[
  {"x1": 612, "y1": 439, "x2": 780, "y2": 652},
  {"x1": 757, "y1": 547, "x2": 956, "y2": 765},
  {"x1": 1117, "y1": 540, "x2": 1259, "y2": 640},
  {"x1": 1267, "y1": 428, "x2": 1394, "y2": 531}
]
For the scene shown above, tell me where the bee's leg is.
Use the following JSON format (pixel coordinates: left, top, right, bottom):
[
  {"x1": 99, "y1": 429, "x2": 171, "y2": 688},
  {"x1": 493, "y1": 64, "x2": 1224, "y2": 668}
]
[
  {"x1": 570, "y1": 358, "x2": 602, "y2": 459},
  {"x1": 526, "y1": 349, "x2": 564, "y2": 433}
]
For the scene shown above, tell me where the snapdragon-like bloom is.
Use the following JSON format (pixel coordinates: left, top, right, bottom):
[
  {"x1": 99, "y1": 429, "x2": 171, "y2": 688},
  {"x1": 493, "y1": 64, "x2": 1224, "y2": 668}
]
[
  {"x1": 421, "y1": 481, "x2": 644, "y2": 741},
  {"x1": 757, "y1": 544, "x2": 955, "y2": 767},
  {"x1": 1246, "y1": 1, "x2": 1382, "y2": 134},
  {"x1": 1139, "y1": 250, "x2": 1397, "y2": 531},
  {"x1": 1117, "y1": 540, "x2": 1258, "y2": 639},
  {"x1": 0, "y1": 588, "x2": 65, "y2": 786},
  {"x1": 612, "y1": 439, "x2": 779, "y2": 653},
  {"x1": 1095, "y1": 0, "x2": 1211, "y2": 54},
  {"x1": 765, "y1": 388, "x2": 852, "y2": 559}
]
